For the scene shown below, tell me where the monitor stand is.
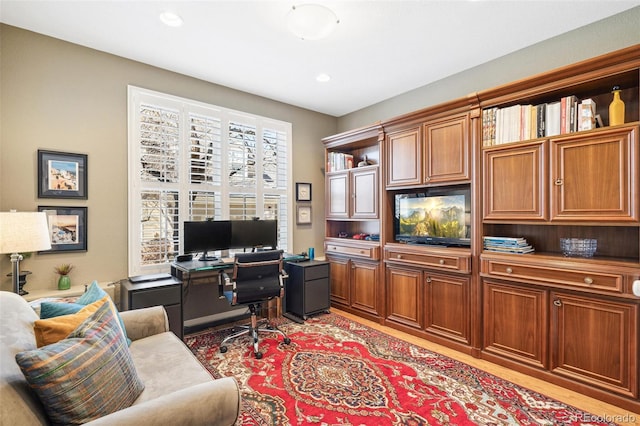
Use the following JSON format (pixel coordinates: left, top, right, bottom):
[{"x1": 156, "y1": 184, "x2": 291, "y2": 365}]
[{"x1": 198, "y1": 251, "x2": 219, "y2": 262}]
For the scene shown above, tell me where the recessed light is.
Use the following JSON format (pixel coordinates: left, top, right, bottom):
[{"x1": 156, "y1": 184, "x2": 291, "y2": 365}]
[
  {"x1": 159, "y1": 11, "x2": 183, "y2": 27},
  {"x1": 316, "y1": 73, "x2": 331, "y2": 83}
]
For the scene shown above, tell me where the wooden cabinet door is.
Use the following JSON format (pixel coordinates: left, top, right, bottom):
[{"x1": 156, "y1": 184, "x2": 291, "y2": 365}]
[
  {"x1": 550, "y1": 125, "x2": 638, "y2": 221},
  {"x1": 423, "y1": 115, "x2": 470, "y2": 184},
  {"x1": 385, "y1": 127, "x2": 422, "y2": 187},
  {"x1": 350, "y1": 259, "x2": 381, "y2": 316},
  {"x1": 424, "y1": 271, "x2": 470, "y2": 345},
  {"x1": 351, "y1": 167, "x2": 378, "y2": 219},
  {"x1": 385, "y1": 265, "x2": 423, "y2": 329},
  {"x1": 550, "y1": 292, "x2": 638, "y2": 398},
  {"x1": 326, "y1": 171, "x2": 349, "y2": 219},
  {"x1": 483, "y1": 279, "x2": 548, "y2": 369},
  {"x1": 327, "y1": 255, "x2": 350, "y2": 307},
  {"x1": 483, "y1": 140, "x2": 547, "y2": 221}
]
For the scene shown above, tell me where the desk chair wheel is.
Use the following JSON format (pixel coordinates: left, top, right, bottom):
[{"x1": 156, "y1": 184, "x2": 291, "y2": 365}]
[
  {"x1": 254, "y1": 351, "x2": 263, "y2": 359},
  {"x1": 284, "y1": 337, "x2": 291, "y2": 345},
  {"x1": 220, "y1": 346, "x2": 228, "y2": 353}
]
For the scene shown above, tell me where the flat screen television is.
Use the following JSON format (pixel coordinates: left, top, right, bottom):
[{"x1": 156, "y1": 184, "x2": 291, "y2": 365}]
[
  {"x1": 394, "y1": 186, "x2": 471, "y2": 247},
  {"x1": 183, "y1": 220, "x2": 232, "y2": 261},
  {"x1": 230, "y1": 220, "x2": 278, "y2": 250}
]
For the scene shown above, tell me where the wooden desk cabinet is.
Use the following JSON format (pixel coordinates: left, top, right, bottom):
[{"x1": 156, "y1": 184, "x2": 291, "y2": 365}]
[
  {"x1": 284, "y1": 260, "x2": 330, "y2": 320},
  {"x1": 120, "y1": 277, "x2": 183, "y2": 339}
]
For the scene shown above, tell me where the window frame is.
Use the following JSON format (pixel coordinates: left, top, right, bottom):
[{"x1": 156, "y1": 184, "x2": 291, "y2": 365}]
[{"x1": 127, "y1": 86, "x2": 293, "y2": 276}]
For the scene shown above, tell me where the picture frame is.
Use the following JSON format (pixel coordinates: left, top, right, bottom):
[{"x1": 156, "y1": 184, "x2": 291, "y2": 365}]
[
  {"x1": 38, "y1": 206, "x2": 88, "y2": 253},
  {"x1": 296, "y1": 205, "x2": 312, "y2": 225},
  {"x1": 295, "y1": 182, "x2": 312, "y2": 202},
  {"x1": 38, "y1": 150, "x2": 88, "y2": 199}
]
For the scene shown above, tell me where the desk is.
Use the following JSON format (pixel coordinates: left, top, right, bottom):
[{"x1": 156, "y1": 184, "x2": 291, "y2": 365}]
[{"x1": 171, "y1": 253, "x2": 307, "y2": 331}]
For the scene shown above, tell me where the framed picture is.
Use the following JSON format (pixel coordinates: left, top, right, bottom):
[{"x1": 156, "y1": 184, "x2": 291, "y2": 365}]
[
  {"x1": 296, "y1": 182, "x2": 312, "y2": 201},
  {"x1": 38, "y1": 150, "x2": 88, "y2": 199},
  {"x1": 38, "y1": 206, "x2": 88, "y2": 253},
  {"x1": 296, "y1": 205, "x2": 312, "y2": 225}
]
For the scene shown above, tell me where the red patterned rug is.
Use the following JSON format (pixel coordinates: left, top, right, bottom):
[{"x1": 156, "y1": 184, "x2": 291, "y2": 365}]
[{"x1": 185, "y1": 313, "x2": 611, "y2": 425}]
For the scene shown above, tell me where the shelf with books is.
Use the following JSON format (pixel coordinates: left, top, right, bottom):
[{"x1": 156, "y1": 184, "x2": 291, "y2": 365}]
[{"x1": 481, "y1": 62, "x2": 639, "y2": 147}]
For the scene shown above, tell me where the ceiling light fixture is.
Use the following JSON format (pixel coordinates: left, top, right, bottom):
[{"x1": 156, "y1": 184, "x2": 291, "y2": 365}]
[
  {"x1": 286, "y1": 4, "x2": 339, "y2": 40},
  {"x1": 159, "y1": 11, "x2": 183, "y2": 27}
]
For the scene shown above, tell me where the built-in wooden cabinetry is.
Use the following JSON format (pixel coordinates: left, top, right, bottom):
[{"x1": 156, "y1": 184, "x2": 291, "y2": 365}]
[{"x1": 323, "y1": 45, "x2": 640, "y2": 411}]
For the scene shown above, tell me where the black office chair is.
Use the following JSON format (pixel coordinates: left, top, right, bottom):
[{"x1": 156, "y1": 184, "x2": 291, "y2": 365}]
[{"x1": 218, "y1": 250, "x2": 291, "y2": 359}]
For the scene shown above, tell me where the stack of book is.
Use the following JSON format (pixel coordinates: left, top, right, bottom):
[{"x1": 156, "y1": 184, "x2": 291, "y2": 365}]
[
  {"x1": 326, "y1": 152, "x2": 354, "y2": 172},
  {"x1": 483, "y1": 236, "x2": 535, "y2": 254}
]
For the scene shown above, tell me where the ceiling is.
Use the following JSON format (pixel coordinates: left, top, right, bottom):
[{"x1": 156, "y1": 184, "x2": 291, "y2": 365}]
[{"x1": 1, "y1": 1, "x2": 638, "y2": 117}]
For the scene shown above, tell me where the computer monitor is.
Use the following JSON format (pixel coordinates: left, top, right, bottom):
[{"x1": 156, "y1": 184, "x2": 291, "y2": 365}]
[
  {"x1": 183, "y1": 220, "x2": 232, "y2": 261},
  {"x1": 230, "y1": 220, "x2": 277, "y2": 250}
]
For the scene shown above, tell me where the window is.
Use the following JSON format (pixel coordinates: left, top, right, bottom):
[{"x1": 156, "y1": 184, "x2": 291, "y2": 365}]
[{"x1": 128, "y1": 86, "x2": 292, "y2": 275}]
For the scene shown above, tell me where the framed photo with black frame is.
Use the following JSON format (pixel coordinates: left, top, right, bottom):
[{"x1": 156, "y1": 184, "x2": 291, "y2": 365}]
[
  {"x1": 38, "y1": 206, "x2": 88, "y2": 253},
  {"x1": 295, "y1": 182, "x2": 312, "y2": 202},
  {"x1": 38, "y1": 150, "x2": 88, "y2": 199}
]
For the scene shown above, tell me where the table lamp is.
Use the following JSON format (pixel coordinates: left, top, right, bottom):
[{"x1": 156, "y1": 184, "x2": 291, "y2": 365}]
[{"x1": 0, "y1": 211, "x2": 52, "y2": 294}]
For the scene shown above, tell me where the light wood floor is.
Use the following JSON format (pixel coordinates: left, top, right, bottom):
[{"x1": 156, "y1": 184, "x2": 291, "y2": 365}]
[{"x1": 332, "y1": 308, "x2": 640, "y2": 425}]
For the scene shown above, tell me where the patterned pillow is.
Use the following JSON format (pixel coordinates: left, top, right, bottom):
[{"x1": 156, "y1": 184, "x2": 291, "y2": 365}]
[
  {"x1": 33, "y1": 296, "x2": 110, "y2": 347},
  {"x1": 41, "y1": 281, "x2": 130, "y2": 345},
  {"x1": 16, "y1": 301, "x2": 145, "y2": 425}
]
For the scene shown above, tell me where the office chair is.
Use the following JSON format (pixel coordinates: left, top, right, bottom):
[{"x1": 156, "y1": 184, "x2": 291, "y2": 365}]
[{"x1": 218, "y1": 250, "x2": 291, "y2": 359}]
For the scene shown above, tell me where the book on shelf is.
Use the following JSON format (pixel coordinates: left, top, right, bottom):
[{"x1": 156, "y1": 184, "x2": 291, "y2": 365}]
[
  {"x1": 483, "y1": 236, "x2": 535, "y2": 254},
  {"x1": 535, "y1": 104, "x2": 546, "y2": 138},
  {"x1": 545, "y1": 102, "x2": 561, "y2": 136},
  {"x1": 327, "y1": 152, "x2": 354, "y2": 172},
  {"x1": 578, "y1": 99, "x2": 596, "y2": 131}
]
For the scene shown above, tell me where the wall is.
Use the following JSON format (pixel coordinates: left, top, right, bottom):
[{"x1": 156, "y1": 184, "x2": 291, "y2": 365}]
[
  {"x1": 0, "y1": 24, "x2": 336, "y2": 292},
  {"x1": 338, "y1": 6, "x2": 640, "y2": 132}
]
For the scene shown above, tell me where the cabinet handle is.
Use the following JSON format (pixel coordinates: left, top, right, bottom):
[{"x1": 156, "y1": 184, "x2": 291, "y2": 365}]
[
  {"x1": 505, "y1": 267, "x2": 513, "y2": 274},
  {"x1": 584, "y1": 277, "x2": 593, "y2": 285},
  {"x1": 553, "y1": 299, "x2": 562, "y2": 307},
  {"x1": 426, "y1": 277, "x2": 432, "y2": 283},
  {"x1": 554, "y1": 178, "x2": 563, "y2": 186},
  {"x1": 439, "y1": 259, "x2": 445, "y2": 265},
  {"x1": 396, "y1": 254, "x2": 403, "y2": 259}
]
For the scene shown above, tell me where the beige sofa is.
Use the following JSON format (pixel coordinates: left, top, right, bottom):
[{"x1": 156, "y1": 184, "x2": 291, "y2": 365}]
[{"x1": 0, "y1": 291, "x2": 241, "y2": 425}]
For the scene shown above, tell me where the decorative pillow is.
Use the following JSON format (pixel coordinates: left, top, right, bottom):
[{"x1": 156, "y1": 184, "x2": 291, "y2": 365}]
[
  {"x1": 16, "y1": 302, "x2": 145, "y2": 425},
  {"x1": 40, "y1": 281, "x2": 130, "y2": 346},
  {"x1": 33, "y1": 296, "x2": 110, "y2": 347},
  {"x1": 40, "y1": 301, "x2": 85, "y2": 319}
]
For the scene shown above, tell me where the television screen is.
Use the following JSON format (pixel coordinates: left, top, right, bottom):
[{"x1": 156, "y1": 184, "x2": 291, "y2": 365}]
[
  {"x1": 183, "y1": 220, "x2": 232, "y2": 260},
  {"x1": 230, "y1": 220, "x2": 278, "y2": 250},
  {"x1": 395, "y1": 187, "x2": 470, "y2": 246}
]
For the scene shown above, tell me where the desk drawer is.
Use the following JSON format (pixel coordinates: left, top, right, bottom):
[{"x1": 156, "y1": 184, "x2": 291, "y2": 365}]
[
  {"x1": 483, "y1": 260, "x2": 623, "y2": 293},
  {"x1": 305, "y1": 264, "x2": 330, "y2": 281},
  {"x1": 130, "y1": 285, "x2": 181, "y2": 308}
]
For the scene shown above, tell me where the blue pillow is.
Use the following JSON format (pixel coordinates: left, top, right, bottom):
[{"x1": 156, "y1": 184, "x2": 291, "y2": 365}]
[
  {"x1": 40, "y1": 301, "x2": 85, "y2": 319},
  {"x1": 76, "y1": 280, "x2": 108, "y2": 305},
  {"x1": 42, "y1": 281, "x2": 131, "y2": 345}
]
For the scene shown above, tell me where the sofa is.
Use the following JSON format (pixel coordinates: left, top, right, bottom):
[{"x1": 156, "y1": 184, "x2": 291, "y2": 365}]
[{"x1": 0, "y1": 291, "x2": 241, "y2": 425}]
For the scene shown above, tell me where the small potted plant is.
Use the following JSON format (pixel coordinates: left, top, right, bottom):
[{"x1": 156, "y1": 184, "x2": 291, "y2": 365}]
[{"x1": 54, "y1": 263, "x2": 74, "y2": 290}]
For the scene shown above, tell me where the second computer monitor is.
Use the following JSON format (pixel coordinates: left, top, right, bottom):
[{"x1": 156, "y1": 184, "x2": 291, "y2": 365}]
[{"x1": 230, "y1": 220, "x2": 277, "y2": 250}]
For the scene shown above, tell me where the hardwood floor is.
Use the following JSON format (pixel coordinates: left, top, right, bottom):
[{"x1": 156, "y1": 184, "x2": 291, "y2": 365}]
[{"x1": 332, "y1": 308, "x2": 640, "y2": 425}]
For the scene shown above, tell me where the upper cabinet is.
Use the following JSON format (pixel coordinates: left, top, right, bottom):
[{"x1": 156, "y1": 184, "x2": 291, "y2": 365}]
[
  {"x1": 384, "y1": 112, "x2": 471, "y2": 188},
  {"x1": 423, "y1": 114, "x2": 470, "y2": 184}
]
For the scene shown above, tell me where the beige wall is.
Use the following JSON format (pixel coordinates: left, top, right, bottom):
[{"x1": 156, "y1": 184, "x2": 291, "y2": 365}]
[
  {"x1": 0, "y1": 24, "x2": 336, "y2": 292},
  {"x1": 338, "y1": 6, "x2": 640, "y2": 132}
]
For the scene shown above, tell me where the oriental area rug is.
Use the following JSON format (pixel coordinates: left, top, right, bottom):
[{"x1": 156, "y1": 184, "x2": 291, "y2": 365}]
[{"x1": 185, "y1": 313, "x2": 611, "y2": 425}]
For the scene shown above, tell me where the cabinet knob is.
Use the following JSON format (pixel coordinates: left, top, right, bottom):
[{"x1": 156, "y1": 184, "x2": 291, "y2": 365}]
[
  {"x1": 505, "y1": 267, "x2": 513, "y2": 274},
  {"x1": 553, "y1": 299, "x2": 562, "y2": 307},
  {"x1": 360, "y1": 250, "x2": 365, "y2": 254},
  {"x1": 426, "y1": 277, "x2": 432, "y2": 283},
  {"x1": 584, "y1": 277, "x2": 593, "y2": 285},
  {"x1": 554, "y1": 178, "x2": 563, "y2": 186},
  {"x1": 397, "y1": 254, "x2": 402, "y2": 259},
  {"x1": 439, "y1": 259, "x2": 445, "y2": 265}
]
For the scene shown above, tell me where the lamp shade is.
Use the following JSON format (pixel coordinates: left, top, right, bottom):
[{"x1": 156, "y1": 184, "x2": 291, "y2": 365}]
[{"x1": 0, "y1": 212, "x2": 52, "y2": 254}]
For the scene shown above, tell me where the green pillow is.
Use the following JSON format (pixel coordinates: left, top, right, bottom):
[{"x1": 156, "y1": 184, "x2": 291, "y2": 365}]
[{"x1": 16, "y1": 302, "x2": 145, "y2": 425}]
